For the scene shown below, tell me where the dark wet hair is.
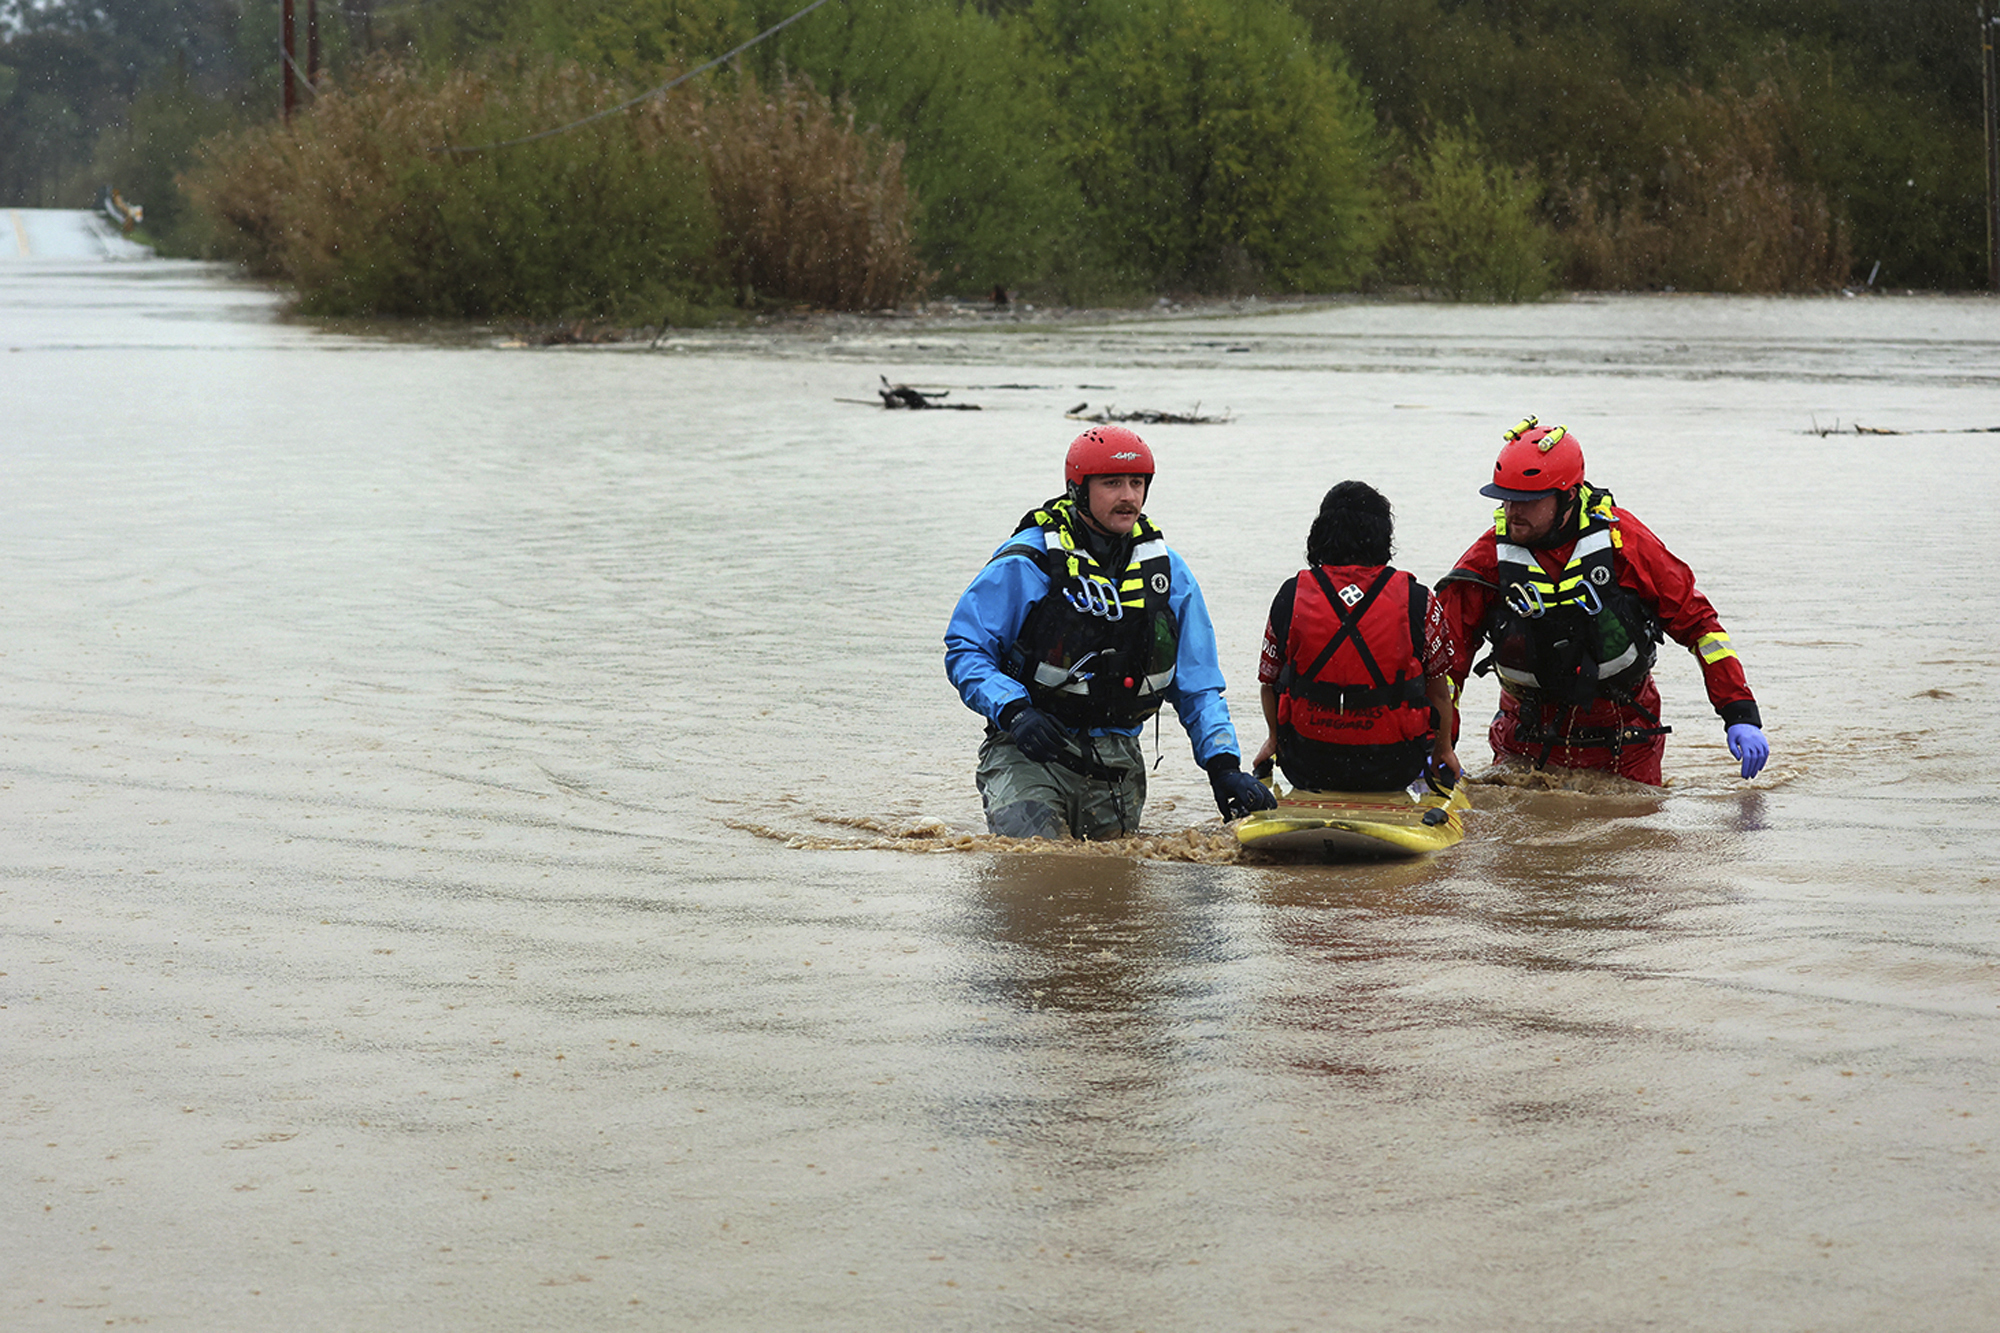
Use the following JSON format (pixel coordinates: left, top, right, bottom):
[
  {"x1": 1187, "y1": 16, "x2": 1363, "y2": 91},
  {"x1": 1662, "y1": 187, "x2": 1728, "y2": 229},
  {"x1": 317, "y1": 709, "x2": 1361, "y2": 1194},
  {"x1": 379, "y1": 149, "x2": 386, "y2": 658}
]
[{"x1": 1305, "y1": 480, "x2": 1394, "y2": 566}]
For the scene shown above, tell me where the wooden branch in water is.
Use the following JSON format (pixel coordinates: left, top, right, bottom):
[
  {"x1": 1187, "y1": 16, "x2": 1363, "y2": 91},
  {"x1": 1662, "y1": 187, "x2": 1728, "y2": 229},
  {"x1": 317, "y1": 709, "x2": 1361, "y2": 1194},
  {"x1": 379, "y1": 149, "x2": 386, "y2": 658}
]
[
  {"x1": 1066, "y1": 402, "x2": 1233, "y2": 425},
  {"x1": 872, "y1": 375, "x2": 982, "y2": 410},
  {"x1": 1810, "y1": 417, "x2": 2000, "y2": 436}
]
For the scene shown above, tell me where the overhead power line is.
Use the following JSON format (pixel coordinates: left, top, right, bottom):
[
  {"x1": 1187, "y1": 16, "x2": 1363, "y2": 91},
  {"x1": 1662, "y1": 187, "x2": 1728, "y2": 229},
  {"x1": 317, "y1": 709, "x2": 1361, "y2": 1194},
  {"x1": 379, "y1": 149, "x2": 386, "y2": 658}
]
[{"x1": 429, "y1": 0, "x2": 840, "y2": 155}]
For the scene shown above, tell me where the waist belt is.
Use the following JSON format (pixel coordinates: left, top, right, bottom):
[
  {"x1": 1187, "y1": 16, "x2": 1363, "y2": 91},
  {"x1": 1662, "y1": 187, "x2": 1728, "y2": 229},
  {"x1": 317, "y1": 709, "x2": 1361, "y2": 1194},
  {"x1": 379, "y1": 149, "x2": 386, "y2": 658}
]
[
  {"x1": 1280, "y1": 672, "x2": 1427, "y2": 712},
  {"x1": 1508, "y1": 695, "x2": 1672, "y2": 766}
]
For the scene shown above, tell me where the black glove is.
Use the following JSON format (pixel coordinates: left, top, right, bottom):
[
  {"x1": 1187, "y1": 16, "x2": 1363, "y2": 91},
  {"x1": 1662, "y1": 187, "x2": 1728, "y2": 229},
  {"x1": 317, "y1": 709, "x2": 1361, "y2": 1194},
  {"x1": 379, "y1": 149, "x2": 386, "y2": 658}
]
[
  {"x1": 1208, "y1": 758, "x2": 1277, "y2": 819},
  {"x1": 1000, "y1": 700, "x2": 1068, "y2": 764}
]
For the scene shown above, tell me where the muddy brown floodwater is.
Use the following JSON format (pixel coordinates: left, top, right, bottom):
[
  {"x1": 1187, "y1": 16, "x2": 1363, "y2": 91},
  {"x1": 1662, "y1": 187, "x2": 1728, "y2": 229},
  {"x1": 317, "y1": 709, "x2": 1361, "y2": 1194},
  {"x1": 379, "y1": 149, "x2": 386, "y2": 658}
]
[{"x1": 3, "y1": 245, "x2": 1998, "y2": 1331}]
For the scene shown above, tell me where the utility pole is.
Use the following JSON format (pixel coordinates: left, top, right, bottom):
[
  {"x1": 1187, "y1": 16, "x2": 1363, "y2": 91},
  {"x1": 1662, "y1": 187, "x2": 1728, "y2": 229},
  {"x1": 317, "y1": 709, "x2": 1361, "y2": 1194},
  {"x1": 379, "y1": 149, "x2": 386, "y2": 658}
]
[
  {"x1": 1985, "y1": 3, "x2": 2000, "y2": 290},
  {"x1": 281, "y1": 0, "x2": 296, "y2": 123},
  {"x1": 280, "y1": 0, "x2": 321, "y2": 125}
]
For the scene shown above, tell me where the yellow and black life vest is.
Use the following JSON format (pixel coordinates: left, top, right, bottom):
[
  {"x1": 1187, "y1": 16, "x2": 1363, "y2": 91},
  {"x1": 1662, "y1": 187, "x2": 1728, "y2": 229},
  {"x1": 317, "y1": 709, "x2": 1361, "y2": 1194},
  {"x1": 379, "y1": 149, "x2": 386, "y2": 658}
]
[
  {"x1": 1000, "y1": 498, "x2": 1178, "y2": 728},
  {"x1": 1486, "y1": 485, "x2": 1660, "y2": 706}
]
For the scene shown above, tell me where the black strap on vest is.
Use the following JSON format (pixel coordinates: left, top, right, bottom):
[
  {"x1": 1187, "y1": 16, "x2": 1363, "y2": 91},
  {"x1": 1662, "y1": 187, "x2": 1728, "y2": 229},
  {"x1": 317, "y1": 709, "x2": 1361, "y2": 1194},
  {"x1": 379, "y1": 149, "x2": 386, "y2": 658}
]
[
  {"x1": 1303, "y1": 565, "x2": 1392, "y2": 681},
  {"x1": 1280, "y1": 568, "x2": 1427, "y2": 712}
]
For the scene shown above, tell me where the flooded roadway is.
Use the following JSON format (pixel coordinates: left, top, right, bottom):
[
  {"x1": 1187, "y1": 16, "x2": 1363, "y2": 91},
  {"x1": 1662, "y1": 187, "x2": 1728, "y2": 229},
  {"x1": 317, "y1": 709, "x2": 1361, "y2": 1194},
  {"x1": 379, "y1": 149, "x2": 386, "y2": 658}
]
[{"x1": 2, "y1": 244, "x2": 1997, "y2": 1330}]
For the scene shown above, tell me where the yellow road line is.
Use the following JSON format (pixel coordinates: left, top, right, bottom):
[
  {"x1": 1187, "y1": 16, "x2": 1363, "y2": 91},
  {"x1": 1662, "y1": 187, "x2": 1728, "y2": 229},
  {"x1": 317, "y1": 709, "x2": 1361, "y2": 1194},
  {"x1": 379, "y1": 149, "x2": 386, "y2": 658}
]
[{"x1": 9, "y1": 209, "x2": 28, "y2": 258}]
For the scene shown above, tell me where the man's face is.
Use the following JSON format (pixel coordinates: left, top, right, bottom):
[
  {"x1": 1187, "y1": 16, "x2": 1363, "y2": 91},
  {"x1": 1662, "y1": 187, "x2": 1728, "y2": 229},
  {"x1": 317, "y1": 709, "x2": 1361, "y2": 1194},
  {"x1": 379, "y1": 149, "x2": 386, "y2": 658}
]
[
  {"x1": 1082, "y1": 473, "x2": 1149, "y2": 537},
  {"x1": 1500, "y1": 492, "x2": 1562, "y2": 545}
]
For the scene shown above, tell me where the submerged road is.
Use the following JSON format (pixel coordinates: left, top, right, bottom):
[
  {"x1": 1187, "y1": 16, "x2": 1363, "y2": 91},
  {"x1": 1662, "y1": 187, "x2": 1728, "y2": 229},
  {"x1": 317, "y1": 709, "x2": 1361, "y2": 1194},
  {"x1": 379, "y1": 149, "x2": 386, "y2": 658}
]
[
  {"x1": 2, "y1": 206, "x2": 154, "y2": 262},
  {"x1": 3, "y1": 255, "x2": 1997, "y2": 1332}
]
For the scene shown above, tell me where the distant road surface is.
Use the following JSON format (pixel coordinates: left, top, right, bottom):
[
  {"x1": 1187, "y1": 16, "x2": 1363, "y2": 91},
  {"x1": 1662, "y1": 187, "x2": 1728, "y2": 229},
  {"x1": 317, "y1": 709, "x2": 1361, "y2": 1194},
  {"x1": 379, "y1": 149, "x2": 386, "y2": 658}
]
[{"x1": 3, "y1": 207, "x2": 154, "y2": 261}]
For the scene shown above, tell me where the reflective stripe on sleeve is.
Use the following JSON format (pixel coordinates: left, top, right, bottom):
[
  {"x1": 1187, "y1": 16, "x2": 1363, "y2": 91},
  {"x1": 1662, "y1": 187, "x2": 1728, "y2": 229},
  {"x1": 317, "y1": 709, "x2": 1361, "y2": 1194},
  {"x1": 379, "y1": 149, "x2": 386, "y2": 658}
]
[{"x1": 1696, "y1": 631, "x2": 1737, "y2": 665}]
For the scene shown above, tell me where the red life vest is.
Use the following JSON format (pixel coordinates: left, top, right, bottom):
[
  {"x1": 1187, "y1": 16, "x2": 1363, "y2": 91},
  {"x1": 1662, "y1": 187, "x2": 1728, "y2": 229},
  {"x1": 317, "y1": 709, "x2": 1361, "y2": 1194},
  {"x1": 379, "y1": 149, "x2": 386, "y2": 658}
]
[{"x1": 1276, "y1": 565, "x2": 1432, "y2": 751}]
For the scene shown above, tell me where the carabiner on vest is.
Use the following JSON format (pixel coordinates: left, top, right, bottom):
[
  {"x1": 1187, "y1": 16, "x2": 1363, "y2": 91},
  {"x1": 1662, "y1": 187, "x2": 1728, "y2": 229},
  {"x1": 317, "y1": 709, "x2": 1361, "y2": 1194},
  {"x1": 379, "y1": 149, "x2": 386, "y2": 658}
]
[
  {"x1": 1062, "y1": 575, "x2": 1124, "y2": 621},
  {"x1": 1505, "y1": 581, "x2": 1545, "y2": 619}
]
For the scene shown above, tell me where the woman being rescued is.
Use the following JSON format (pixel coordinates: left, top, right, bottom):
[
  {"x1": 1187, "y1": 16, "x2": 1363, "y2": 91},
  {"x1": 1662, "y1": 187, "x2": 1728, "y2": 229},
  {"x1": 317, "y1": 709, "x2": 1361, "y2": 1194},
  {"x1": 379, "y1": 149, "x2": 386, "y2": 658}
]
[{"x1": 1253, "y1": 481, "x2": 1462, "y2": 794}]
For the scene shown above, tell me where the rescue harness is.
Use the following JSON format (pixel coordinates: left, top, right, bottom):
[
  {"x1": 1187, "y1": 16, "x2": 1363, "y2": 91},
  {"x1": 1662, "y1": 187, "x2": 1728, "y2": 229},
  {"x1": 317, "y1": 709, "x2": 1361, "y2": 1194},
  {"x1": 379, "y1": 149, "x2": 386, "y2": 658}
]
[
  {"x1": 1444, "y1": 484, "x2": 1672, "y2": 770},
  {"x1": 997, "y1": 497, "x2": 1179, "y2": 732}
]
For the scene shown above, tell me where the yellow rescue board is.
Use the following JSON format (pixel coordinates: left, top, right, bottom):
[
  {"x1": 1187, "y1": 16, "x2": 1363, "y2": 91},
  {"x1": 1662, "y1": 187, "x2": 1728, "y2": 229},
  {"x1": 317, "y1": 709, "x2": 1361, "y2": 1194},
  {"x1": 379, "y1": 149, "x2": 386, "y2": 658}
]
[{"x1": 1233, "y1": 782, "x2": 1472, "y2": 860}]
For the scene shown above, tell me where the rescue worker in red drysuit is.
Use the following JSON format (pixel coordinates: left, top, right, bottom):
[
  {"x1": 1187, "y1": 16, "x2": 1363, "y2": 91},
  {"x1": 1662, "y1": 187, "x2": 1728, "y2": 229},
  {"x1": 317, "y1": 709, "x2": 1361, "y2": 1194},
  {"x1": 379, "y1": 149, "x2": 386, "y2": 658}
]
[
  {"x1": 1434, "y1": 417, "x2": 1771, "y2": 785},
  {"x1": 1252, "y1": 481, "x2": 1462, "y2": 792}
]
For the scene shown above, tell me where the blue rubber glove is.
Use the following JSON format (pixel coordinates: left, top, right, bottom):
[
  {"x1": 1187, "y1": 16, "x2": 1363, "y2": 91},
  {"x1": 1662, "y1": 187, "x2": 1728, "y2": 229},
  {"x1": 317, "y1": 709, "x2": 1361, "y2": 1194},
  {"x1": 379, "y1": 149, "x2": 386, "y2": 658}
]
[
  {"x1": 1003, "y1": 703, "x2": 1069, "y2": 765},
  {"x1": 1211, "y1": 765, "x2": 1277, "y2": 819},
  {"x1": 1726, "y1": 722, "x2": 1769, "y2": 779}
]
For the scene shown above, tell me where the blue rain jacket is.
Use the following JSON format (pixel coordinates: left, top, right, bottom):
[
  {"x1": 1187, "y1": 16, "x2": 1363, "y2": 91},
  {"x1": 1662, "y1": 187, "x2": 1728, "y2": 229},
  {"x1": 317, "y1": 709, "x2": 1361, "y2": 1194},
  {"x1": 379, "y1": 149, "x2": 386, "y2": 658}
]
[{"x1": 944, "y1": 525, "x2": 1244, "y2": 769}]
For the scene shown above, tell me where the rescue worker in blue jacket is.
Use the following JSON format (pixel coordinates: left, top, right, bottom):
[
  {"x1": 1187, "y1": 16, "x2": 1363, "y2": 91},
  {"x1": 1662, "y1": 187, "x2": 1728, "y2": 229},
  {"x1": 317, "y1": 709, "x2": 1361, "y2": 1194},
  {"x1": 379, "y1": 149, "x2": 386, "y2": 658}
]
[{"x1": 945, "y1": 426, "x2": 1275, "y2": 840}]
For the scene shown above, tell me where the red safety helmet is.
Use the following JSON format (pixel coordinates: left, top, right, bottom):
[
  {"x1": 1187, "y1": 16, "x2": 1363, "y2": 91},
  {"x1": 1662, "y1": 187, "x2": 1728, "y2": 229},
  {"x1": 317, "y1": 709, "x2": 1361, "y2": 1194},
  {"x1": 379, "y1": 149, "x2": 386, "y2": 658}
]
[
  {"x1": 1065, "y1": 426, "x2": 1155, "y2": 487},
  {"x1": 1480, "y1": 416, "x2": 1584, "y2": 500}
]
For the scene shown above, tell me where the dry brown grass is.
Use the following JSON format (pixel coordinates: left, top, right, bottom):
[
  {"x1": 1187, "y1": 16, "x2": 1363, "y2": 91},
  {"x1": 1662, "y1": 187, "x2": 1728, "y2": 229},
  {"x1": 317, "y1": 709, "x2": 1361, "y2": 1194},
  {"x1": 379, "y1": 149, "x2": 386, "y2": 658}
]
[
  {"x1": 676, "y1": 70, "x2": 926, "y2": 311},
  {"x1": 183, "y1": 61, "x2": 718, "y2": 318},
  {"x1": 1556, "y1": 81, "x2": 1851, "y2": 292},
  {"x1": 183, "y1": 60, "x2": 925, "y2": 317}
]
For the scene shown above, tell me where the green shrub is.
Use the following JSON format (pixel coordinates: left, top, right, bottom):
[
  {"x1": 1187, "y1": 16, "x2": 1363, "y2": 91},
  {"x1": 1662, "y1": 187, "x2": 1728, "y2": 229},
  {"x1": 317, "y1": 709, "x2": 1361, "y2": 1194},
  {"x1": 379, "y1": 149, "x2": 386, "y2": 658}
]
[
  {"x1": 0, "y1": 30, "x2": 124, "y2": 206},
  {"x1": 1765, "y1": 38, "x2": 1978, "y2": 288},
  {"x1": 1385, "y1": 123, "x2": 1551, "y2": 301},
  {"x1": 185, "y1": 61, "x2": 722, "y2": 320},
  {"x1": 1290, "y1": 0, "x2": 1953, "y2": 288},
  {"x1": 85, "y1": 66, "x2": 243, "y2": 256},
  {"x1": 1046, "y1": 0, "x2": 1382, "y2": 294},
  {"x1": 451, "y1": 0, "x2": 756, "y2": 76},
  {"x1": 184, "y1": 56, "x2": 926, "y2": 317},
  {"x1": 764, "y1": 0, "x2": 1095, "y2": 300}
]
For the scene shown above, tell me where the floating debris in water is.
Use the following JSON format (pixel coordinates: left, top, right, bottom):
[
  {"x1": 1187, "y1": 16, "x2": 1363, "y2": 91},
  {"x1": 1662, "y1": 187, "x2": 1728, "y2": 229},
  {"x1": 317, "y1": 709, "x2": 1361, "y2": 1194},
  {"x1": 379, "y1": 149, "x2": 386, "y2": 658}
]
[
  {"x1": 856, "y1": 375, "x2": 982, "y2": 410},
  {"x1": 1066, "y1": 402, "x2": 1232, "y2": 425},
  {"x1": 1808, "y1": 417, "x2": 2000, "y2": 437}
]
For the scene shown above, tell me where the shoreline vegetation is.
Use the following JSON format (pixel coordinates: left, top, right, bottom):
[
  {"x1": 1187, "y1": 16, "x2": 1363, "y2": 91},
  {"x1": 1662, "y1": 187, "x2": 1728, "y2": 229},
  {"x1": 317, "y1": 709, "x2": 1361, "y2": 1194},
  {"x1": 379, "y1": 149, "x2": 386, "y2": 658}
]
[
  {"x1": 288, "y1": 286, "x2": 1969, "y2": 356},
  {"x1": 3, "y1": 1, "x2": 1985, "y2": 316},
  {"x1": 182, "y1": 62, "x2": 925, "y2": 324}
]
